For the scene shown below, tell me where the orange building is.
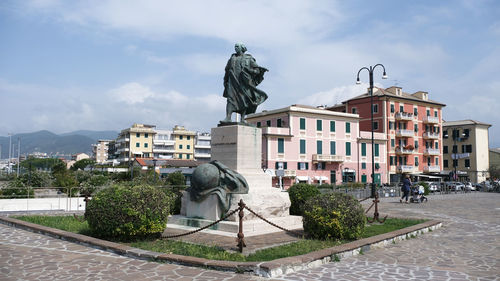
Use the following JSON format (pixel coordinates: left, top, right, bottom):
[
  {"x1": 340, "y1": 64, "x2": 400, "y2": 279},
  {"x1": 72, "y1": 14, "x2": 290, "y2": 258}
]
[{"x1": 329, "y1": 86, "x2": 446, "y2": 183}]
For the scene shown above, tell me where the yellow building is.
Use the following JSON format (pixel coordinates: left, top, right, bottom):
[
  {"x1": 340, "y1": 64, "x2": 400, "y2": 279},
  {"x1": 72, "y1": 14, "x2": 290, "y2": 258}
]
[
  {"x1": 172, "y1": 125, "x2": 196, "y2": 160},
  {"x1": 442, "y1": 120, "x2": 491, "y2": 183},
  {"x1": 115, "y1": 124, "x2": 156, "y2": 162}
]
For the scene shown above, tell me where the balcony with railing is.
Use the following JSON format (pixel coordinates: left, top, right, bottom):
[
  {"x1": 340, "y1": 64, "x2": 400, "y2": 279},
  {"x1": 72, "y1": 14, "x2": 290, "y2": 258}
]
[
  {"x1": 397, "y1": 165, "x2": 414, "y2": 173},
  {"x1": 452, "y1": 153, "x2": 470, "y2": 159},
  {"x1": 395, "y1": 147, "x2": 414, "y2": 155},
  {"x1": 153, "y1": 139, "x2": 175, "y2": 145},
  {"x1": 396, "y1": 129, "x2": 414, "y2": 137},
  {"x1": 423, "y1": 132, "x2": 440, "y2": 139},
  {"x1": 116, "y1": 137, "x2": 130, "y2": 143},
  {"x1": 395, "y1": 112, "x2": 414, "y2": 121},
  {"x1": 424, "y1": 165, "x2": 440, "y2": 173},
  {"x1": 423, "y1": 148, "x2": 440, "y2": 155},
  {"x1": 423, "y1": 116, "x2": 439, "y2": 124},
  {"x1": 262, "y1": 127, "x2": 292, "y2": 137},
  {"x1": 116, "y1": 147, "x2": 130, "y2": 153},
  {"x1": 312, "y1": 154, "x2": 344, "y2": 162}
]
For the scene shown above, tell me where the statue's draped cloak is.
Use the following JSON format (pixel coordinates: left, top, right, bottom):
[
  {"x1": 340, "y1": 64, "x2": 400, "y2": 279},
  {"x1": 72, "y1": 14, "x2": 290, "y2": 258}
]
[{"x1": 223, "y1": 53, "x2": 268, "y2": 115}]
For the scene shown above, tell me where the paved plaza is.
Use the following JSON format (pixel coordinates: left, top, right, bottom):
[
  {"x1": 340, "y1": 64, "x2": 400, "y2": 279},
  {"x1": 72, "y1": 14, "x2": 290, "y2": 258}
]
[{"x1": 0, "y1": 192, "x2": 499, "y2": 280}]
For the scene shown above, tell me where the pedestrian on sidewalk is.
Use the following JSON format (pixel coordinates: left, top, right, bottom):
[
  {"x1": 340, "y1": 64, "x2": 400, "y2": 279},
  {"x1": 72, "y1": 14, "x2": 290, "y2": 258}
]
[{"x1": 400, "y1": 174, "x2": 411, "y2": 203}]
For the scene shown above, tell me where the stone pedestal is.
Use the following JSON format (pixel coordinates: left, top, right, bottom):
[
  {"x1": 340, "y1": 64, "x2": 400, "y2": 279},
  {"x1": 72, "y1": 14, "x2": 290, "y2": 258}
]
[{"x1": 181, "y1": 125, "x2": 291, "y2": 221}]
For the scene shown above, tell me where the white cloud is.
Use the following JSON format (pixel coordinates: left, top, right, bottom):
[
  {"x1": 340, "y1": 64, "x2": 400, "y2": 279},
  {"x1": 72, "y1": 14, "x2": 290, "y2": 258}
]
[{"x1": 108, "y1": 82, "x2": 155, "y2": 104}]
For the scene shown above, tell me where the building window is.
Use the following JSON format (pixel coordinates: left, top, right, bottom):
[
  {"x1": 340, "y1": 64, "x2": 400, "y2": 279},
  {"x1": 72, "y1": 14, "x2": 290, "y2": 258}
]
[
  {"x1": 435, "y1": 157, "x2": 439, "y2": 165},
  {"x1": 330, "y1": 121, "x2": 335, "y2": 132},
  {"x1": 373, "y1": 121, "x2": 379, "y2": 130},
  {"x1": 414, "y1": 108, "x2": 418, "y2": 115},
  {"x1": 257, "y1": 122, "x2": 261, "y2": 128},
  {"x1": 463, "y1": 129, "x2": 470, "y2": 138},
  {"x1": 316, "y1": 162, "x2": 326, "y2": 170},
  {"x1": 352, "y1": 107, "x2": 357, "y2": 114},
  {"x1": 453, "y1": 159, "x2": 458, "y2": 167},
  {"x1": 466, "y1": 144, "x2": 472, "y2": 153},
  {"x1": 144, "y1": 143, "x2": 148, "y2": 148},
  {"x1": 434, "y1": 111, "x2": 438, "y2": 117},
  {"x1": 452, "y1": 145, "x2": 457, "y2": 153},
  {"x1": 136, "y1": 142, "x2": 140, "y2": 148},
  {"x1": 346, "y1": 142, "x2": 351, "y2": 156},
  {"x1": 390, "y1": 156, "x2": 394, "y2": 166},
  {"x1": 298, "y1": 162, "x2": 309, "y2": 170},
  {"x1": 435, "y1": 141, "x2": 439, "y2": 149},
  {"x1": 391, "y1": 139, "x2": 395, "y2": 148},
  {"x1": 300, "y1": 118, "x2": 306, "y2": 130},
  {"x1": 187, "y1": 154, "x2": 190, "y2": 159},
  {"x1": 361, "y1": 143, "x2": 367, "y2": 156},
  {"x1": 375, "y1": 143, "x2": 380, "y2": 157},
  {"x1": 187, "y1": 145, "x2": 190, "y2": 149},
  {"x1": 300, "y1": 139, "x2": 306, "y2": 154},
  {"x1": 179, "y1": 144, "x2": 183, "y2": 149},
  {"x1": 136, "y1": 133, "x2": 140, "y2": 138},
  {"x1": 144, "y1": 133, "x2": 149, "y2": 138},
  {"x1": 187, "y1": 136, "x2": 191, "y2": 140},
  {"x1": 179, "y1": 154, "x2": 182, "y2": 159},
  {"x1": 317, "y1": 120, "x2": 322, "y2": 131},
  {"x1": 372, "y1": 104, "x2": 378, "y2": 113},
  {"x1": 266, "y1": 120, "x2": 271, "y2": 127},
  {"x1": 465, "y1": 159, "x2": 470, "y2": 168},
  {"x1": 443, "y1": 146, "x2": 448, "y2": 154},
  {"x1": 346, "y1": 122, "x2": 351, "y2": 133},
  {"x1": 278, "y1": 138, "x2": 284, "y2": 153},
  {"x1": 426, "y1": 109, "x2": 430, "y2": 116},
  {"x1": 361, "y1": 174, "x2": 367, "y2": 183},
  {"x1": 180, "y1": 135, "x2": 183, "y2": 140},
  {"x1": 316, "y1": 140, "x2": 322, "y2": 154},
  {"x1": 277, "y1": 118, "x2": 282, "y2": 128},
  {"x1": 362, "y1": 162, "x2": 366, "y2": 169},
  {"x1": 330, "y1": 141, "x2": 336, "y2": 155},
  {"x1": 390, "y1": 104, "x2": 395, "y2": 113},
  {"x1": 415, "y1": 156, "x2": 419, "y2": 167},
  {"x1": 415, "y1": 140, "x2": 419, "y2": 149},
  {"x1": 444, "y1": 160, "x2": 448, "y2": 168},
  {"x1": 389, "y1": 121, "x2": 394, "y2": 130},
  {"x1": 400, "y1": 105, "x2": 404, "y2": 112},
  {"x1": 414, "y1": 123, "x2": 418, "y2": 132},
  {"x1": 443, "y1": 130, "x2": 448, "y2": 139}
]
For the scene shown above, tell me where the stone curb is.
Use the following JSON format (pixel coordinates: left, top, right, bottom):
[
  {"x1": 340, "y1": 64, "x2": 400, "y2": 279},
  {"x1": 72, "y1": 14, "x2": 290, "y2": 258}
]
[{"x1": 0, "y1": 216, "x2": 441, "y2": 277}]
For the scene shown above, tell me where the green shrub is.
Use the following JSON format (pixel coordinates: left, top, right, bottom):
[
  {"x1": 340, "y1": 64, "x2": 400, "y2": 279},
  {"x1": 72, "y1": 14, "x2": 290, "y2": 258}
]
[
  {"x1": 302, "y1": 193, "x2": 366, "y2": 240},
  {"x1": 0, "y1": 187, "x2": 35, "y2": 198},
  {"x1": 336, "y1": 182, "x2": 365, "y2": 189},
  {"x1": 318, "y1": 183, "x2": 335, "y2": 190},
  {"x1": 418, "y1": 181, "x2": 430, "y2": 195},
  {"x1": 288, "y1": 184, "x2": 320, "y2": 216},
  {"x1": 85, "y1": 184, "x2": 170, "y2": 240}
]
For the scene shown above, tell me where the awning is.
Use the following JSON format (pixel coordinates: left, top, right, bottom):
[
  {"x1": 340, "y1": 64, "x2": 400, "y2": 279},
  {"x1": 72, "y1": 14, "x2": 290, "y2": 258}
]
[
  {"x1": 296, "y1": 176, "x2": 310, "y2": 181},
  {"x1": 314, "y1": 176, "x2": 328, "y2": 181}
]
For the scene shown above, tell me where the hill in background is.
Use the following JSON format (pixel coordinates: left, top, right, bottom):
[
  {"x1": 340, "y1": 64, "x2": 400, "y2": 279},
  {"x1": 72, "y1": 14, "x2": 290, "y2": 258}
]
[{"x1": 0, "y1": 130, "x2": 119, "y2": 159}]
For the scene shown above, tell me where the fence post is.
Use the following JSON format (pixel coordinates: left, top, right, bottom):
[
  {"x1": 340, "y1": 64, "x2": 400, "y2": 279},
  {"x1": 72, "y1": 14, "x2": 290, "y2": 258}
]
[{"x1": 237, "y1": 199, "x2": 246, "y2": 253}]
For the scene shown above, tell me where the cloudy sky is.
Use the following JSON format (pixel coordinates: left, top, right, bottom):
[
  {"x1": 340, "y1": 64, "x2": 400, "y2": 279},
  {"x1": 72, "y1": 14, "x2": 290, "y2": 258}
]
[{"x1": 1, "y1": 0, "x2": 499, "y2": 146}]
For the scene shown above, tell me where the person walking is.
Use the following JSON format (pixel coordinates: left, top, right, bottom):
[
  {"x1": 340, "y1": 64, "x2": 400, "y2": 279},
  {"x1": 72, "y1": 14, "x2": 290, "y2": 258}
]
[{"x1": 400, "y1": 174, "x2": 411, "y2": 203}]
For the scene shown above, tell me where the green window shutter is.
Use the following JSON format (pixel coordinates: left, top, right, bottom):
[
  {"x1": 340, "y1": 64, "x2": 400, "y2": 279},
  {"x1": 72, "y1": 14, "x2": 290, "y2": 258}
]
[
  {"x1": 346, "y1": 122, "x2": 351, "y2": 133},
  {"x1": 300, "y1": 139, "x2": 306, "y2": 154},
  {"x1": 317, "y1": 140, "x2": 322, "y2": 155},
  {"x1": 284, "y1": 162, "x2": 288, "y2": 169},
  {"x1": 330, "y1": 141, "x2": 336, "y2": 155},
  {"x1": 305, "y1": 162, "x2": 309, "y2": 170},
  {"x1": 278, "y1": 138, "x2": 284, "y2": 153},
  {"x1": 275, "y1": 162, "x2": 279, "y2": 169},
  {"x1": 300, "y1": 118, "x2": 306, "y2": 130},
  {"x1": 257, "y1": 122, "x2": 261, "y2": 127},
  {"x1": 362, "y1": 162, "x2": 366, "y2": 169},
  {"x1": 187, "y1": 154, "x2": 190, "y2": 159},
  {"x1": 362, "y1": 175, "x2": 367, "y2": 183},
  {"x1": 391, "y1": 139, "x2": 395, "y2": 147},
  {"x1": 375, "y1": 144, "x2": 379, "y2": 157},
  {"x1": 330, "y1": 121, "x2": 335, "y2": 132},
  {"x1": 316, "y1": 120, "x2": 322, "y2": 131},
  {"x1": 361, "y1": 143, "x2": 366, "y2": 156},
  {"x1": 346, "y1": 142, "x2": 351, "y2": 156}
]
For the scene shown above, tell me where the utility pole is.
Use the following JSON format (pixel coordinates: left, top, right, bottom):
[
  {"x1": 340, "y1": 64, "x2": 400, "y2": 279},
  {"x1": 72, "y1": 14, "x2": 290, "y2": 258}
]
[
  {"x1": 8, "y1": 133, "x2": 12, "y2": 174},
  {"x1": 17, "y1": 138, "x2": 21, "y2": 176}
]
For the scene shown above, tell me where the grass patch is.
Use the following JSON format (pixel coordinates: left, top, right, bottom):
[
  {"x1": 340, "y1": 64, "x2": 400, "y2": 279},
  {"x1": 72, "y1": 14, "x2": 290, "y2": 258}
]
[
  {"x1": 362, "y1": 218, "x2": 426, "y2": 238},
  {"x1": 13, "y1": 216, "x2": 426, "y2": 262}
]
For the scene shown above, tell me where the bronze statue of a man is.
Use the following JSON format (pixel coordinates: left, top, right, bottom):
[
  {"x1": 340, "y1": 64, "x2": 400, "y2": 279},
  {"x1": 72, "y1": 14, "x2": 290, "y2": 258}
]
[{"x1": 220, "y1": 43, "x2": 268, "y2": 125}]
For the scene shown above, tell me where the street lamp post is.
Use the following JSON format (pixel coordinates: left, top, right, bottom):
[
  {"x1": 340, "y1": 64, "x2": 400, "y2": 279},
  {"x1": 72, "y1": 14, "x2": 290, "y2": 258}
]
[{"x1": 356, "y1": 64, "x2": 388, "y2": 198}]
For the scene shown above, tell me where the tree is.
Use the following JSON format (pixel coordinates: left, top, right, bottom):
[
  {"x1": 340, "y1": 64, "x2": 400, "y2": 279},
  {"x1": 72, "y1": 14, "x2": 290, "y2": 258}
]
[
  {"x1": 166, "y1": 171, "x2": 185, "y2": 187},
  {"x1": 71, "y1": 159, "x2": 96, "y2": 171},
  {"x1": 489, "y1": 164, "x2": 500, "y2": 180}
]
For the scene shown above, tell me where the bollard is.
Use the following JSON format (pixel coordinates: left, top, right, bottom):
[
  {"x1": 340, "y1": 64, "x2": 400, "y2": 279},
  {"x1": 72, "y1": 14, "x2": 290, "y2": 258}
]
[{"x1": 237, "y1": 199, "x2": 246, "y2": 253}]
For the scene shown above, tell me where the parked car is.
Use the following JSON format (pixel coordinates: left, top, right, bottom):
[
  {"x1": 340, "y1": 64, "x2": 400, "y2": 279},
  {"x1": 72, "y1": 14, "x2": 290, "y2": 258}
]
[
  {"x1": 464, "y1": 182, "x2": 475, "y2": 191},
  {"x1": 445, "y1": 181, "x2": 464, "y2": 191},
  {"x1": 427, "y1": 182, "x2": 439, "y2": 193}
]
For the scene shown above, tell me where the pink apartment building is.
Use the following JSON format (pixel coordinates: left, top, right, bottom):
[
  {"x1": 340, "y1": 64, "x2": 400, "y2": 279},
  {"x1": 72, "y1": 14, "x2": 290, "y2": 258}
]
[
  {"x1": 246, "y1": 105, "x2": 387, "y2": 189},
  {"x1": 329, "y1": 86, "x2": 445, "y2": 183}
]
